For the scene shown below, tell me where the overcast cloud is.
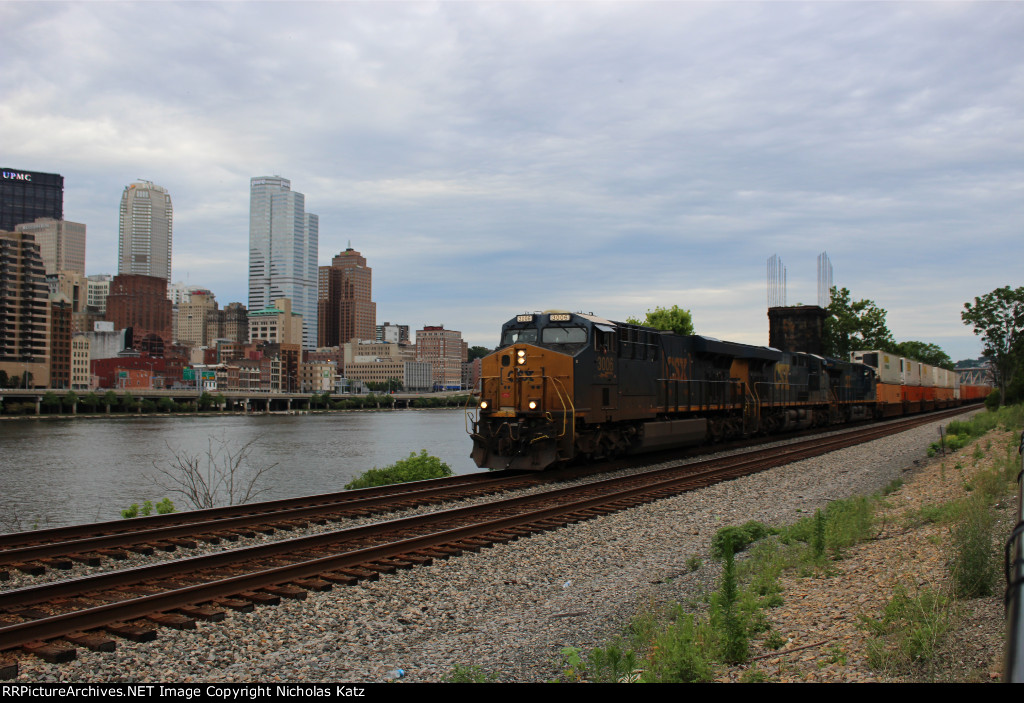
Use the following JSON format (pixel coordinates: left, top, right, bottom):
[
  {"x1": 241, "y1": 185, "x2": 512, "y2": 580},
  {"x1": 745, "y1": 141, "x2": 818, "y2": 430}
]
[{"x1": 2, "y1": 1, "x2": 1021, "y2": 359}]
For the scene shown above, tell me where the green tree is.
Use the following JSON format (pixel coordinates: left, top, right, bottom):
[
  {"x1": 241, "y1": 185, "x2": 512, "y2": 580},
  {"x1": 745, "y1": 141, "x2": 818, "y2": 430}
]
[
  {"x1": 626, "y1": 305, "x2": 695, "y2": 336},
  {"x1": 41, "y1": 391, "x2": 61, "y2": 414},
  {"x1": 891, "y1": 341, "x2": 953, "y2": 370},
  {"x1": 823, "y1": 286, "x2": 895, "y2": 359},
  {"x1": 121, "y1": 392, "x2": 138, "y2": 413},
  {"x1": 467, "y1": 346, "x2": 491, "y2": 361},
  {"x1": 158, "y1": 396, "x2": 175, "y2": 413},
  {"x1": 81, "y1": 392, "x2": 100, "y2": 412},
  {"x1": 102, "y1": 390, "x2": 118, "y2": 414},
  {"x1": 63, "y1": 390, "x2": 79, "y2": 413},
  {"x1": 961, "y1": 285, "x2": 1024, "y2": 404},
  {"x1": 198, "y1": 391, "x2": 213, "y2": 411}
]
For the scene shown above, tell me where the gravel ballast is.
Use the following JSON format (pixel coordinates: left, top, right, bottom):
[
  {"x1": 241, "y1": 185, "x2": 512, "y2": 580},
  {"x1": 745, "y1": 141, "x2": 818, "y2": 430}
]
[{"x1": 8, "y1": 413, "x2": 980, "y2": 682}]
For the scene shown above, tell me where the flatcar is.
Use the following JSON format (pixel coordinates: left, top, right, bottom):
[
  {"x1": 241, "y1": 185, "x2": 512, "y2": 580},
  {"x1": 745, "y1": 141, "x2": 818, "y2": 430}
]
[{"x1": 469, "y1": 311, "x2": 878, "y2": 471}]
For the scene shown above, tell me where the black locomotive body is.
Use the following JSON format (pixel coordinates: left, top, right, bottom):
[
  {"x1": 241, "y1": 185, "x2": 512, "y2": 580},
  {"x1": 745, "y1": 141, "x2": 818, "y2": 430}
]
[{"x1": 469, "y1": 311, "x2": 877, "y2": 471}]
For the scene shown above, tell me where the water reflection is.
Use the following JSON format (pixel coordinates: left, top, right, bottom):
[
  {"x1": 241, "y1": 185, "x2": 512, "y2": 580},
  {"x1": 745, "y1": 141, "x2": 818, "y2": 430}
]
[{"x1": 0, "y1": 409, "x2": 479, "y2": 531}]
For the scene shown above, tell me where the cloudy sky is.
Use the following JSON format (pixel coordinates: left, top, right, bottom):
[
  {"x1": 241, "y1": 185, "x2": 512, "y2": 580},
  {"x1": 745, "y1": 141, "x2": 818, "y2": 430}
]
[{"x1": 3, "y1": 1, "x2": 1021, "y2": 359}]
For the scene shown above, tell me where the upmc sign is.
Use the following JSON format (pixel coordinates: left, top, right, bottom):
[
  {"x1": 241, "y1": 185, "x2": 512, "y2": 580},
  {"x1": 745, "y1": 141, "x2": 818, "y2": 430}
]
[{"x1": 2, "y1": 170, "x2": 33, "y2": 182}]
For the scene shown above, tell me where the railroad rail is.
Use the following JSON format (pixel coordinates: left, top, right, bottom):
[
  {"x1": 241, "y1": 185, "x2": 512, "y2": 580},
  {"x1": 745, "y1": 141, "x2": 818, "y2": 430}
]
[
  {"x1": 0, "y1": 407, "x2": 973, "y2": 676},
  {"x1": 0, "y1": 407, "x2": 972, "y2": 579}
]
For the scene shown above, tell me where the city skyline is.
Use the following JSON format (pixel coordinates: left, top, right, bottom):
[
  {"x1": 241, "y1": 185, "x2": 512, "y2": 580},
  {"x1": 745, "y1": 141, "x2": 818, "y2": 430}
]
[{"x1": 3, "y1": 2, "x2": 1022, "y2": 359}]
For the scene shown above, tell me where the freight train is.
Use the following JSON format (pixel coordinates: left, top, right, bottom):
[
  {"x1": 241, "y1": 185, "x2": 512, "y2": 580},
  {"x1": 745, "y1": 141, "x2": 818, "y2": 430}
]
[{"x1": 468, "y1": 311, "x2": 988, "y2": 471}]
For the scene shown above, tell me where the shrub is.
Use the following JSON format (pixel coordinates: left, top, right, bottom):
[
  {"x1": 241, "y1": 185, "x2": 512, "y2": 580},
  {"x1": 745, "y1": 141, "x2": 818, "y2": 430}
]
[
  {"x1": 344, "y1": 450, "x2": 453, "y2": 490},
  {"x1": 984, "y1": 390, "x2": 1000, "y2": 412},
  {"x1": 710, "y1": 521, "x2": 774, "y2": 559}
]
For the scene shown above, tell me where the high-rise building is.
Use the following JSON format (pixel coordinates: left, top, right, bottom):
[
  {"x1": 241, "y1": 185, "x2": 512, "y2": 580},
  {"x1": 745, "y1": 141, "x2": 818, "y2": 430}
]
[
  {"x1": 0, "y1": 230, "x2": 51, "y2": 387},
  {"x1": 0, "y1": 169, "x2": 63, "y2": 232},
  {"x1": 118, "y1": 180, "x2": 172, "y2": 281},
  {"x1": 248, "y1": 176, "x2": 318, "y2": 349},
  {"x1": 415, "y1": 325, "x2": 468, "y2": 391},
  {"x1": 15, "y1": 218, "x2": 86, "y2": 275},
  {"x1": 318, "y1": 246, "x2": 376, "y2": 347}
]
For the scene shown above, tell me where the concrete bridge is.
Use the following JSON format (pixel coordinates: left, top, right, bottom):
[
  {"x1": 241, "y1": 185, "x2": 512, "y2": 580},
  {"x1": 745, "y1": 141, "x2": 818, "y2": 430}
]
[{"x1": 0, "y1": 389, "x2": 473, "y2": 415}]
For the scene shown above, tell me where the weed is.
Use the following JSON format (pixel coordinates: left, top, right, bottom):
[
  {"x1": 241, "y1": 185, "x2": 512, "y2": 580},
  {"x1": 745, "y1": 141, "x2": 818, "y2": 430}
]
[
  {"x1": 950, "y1": 498, "x2": 997, "y2": 598},
  {"x1": 859, "y1": 586, "x2": 953, "y2": 672},
  {"x1": 764, "y1": 630, "x2": 786, "y2": 650},
  {"x1": 739, "y1": 667, "x2": 773, "y2": 683},
  {"x1": 686, "y1": 555, "x2": 702, "y2": 572},
  {"x1": 882, "y1": 477, "x2": 904, "y2": 495},
  {"x1": 811, "y1": 509, "x2": 825, "y2": 558},
  {"x1": 711, "y1": 541, "x2": 748, "y2": 663},
  {"x1": 121, "y1": 498, "x2": 175, "y2": 519},
  {"x1": 639, "y1": 614, "x2": 715, "y2": 683}
]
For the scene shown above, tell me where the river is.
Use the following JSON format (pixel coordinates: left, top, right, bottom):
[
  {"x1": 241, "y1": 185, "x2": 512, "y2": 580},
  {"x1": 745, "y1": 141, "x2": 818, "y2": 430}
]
[{"x1": 0, "y1": 409, "x2": 480, "y2": 532}]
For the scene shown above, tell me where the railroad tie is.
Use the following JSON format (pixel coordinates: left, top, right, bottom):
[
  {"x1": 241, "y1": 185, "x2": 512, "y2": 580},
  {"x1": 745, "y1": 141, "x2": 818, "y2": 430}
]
[
  {"x1": 214, "y1": 598, "x2": 254, "y2": 613},
  {"x1": 148, "y1": 613, "x2": 196, "y2": 630},
  {"x1": 65, "y1": 632, "x2": 117, "y2": 652},
  {"x1": 0, "y1": 660, "x2": 17, "y2": 681},
  {"x1": 291, "y1": 578, "x2": 333, "y2": 592},
  {"x1": 67, "y1": 553, "x2": 103, "y2": 566},
  {"x1": 39, "y1": 557, "x2": 73, "y2": 570},
  {"x1": 336, "y1": 567, "x2": 379, "y2": 582},
  {"x1": 22, "y1": 641, "x2": 76, "y2": 663},
  {"x1": 320, "y1": 572, "x2": 359, "y2": 586},
  {"x1": 262, "y1": 585, "x2": 307, "y2": 600},
  {"x1": 238, "y1": 591, "x2": 281, "y2": 606},
  {"x1": 105, "y1": 622, "x2": 158, "y2": 642},
  {"x1": 177, "y1": 605, "x2": 226, "y2": 622}
]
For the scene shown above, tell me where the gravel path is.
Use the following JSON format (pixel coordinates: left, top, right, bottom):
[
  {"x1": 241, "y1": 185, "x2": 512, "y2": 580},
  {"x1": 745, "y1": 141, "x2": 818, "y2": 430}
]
[{"x1": 7, "y1": 411, "x2": 986, "y2": 682}]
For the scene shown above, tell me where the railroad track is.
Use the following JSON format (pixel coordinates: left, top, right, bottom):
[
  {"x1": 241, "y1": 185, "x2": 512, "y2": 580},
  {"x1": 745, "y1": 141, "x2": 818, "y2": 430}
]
[{"x1": 0, "y1": 406, "x2": 972, "y2": 676}]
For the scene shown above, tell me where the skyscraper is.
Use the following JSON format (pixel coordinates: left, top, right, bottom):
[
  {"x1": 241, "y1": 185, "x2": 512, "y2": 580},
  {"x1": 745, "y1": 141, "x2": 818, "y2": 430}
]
[
  {"x1": 118, "y1": 180, "x2": 172, "y2": 281},
  {"x1": 248, "y1": 176, "x2": 318, "y2": 349},
  {"x1": 318, "y1": 245, "x2": 376, "y2": 347},
  {"x1": 0, "y1": 168, "x2": 63, "y2": 232}
]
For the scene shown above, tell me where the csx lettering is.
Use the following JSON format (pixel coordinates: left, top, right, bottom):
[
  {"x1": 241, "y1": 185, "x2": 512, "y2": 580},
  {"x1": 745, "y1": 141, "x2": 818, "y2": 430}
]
[{"x1": 666, "y1": 356, "x2": 688, "y2": 380}]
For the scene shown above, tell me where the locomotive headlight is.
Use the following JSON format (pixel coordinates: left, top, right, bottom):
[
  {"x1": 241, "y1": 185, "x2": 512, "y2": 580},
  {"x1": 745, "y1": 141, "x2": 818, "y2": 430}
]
[
  {"x1": 517, "y1": 350, "x2": 526, "y2": 358},
  {"x1": 479, "y1": 400, "x2": 488, "y2": 409},
  {"x1": 528, "y1": 400, "x2": 538, "y2": 410}
]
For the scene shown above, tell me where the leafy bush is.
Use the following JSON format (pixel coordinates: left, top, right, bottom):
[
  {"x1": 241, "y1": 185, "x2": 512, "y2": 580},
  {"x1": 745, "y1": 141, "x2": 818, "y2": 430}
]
[
  {"x1": 344, "y1": 450, "x2": 453, "y2": 489},
  {"x1": 710, "y1": 520, "x2": 774, "y2": 559}
]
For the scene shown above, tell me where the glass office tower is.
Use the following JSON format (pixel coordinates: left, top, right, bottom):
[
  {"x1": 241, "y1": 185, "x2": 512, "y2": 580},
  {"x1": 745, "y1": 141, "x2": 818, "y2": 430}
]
[{"x1": 248, "y1": 176, "x2": 318, "y2": 350}]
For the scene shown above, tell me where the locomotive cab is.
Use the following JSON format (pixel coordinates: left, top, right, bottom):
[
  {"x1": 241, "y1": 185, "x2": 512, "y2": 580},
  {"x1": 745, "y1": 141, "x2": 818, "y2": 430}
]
[{"x1": 471, "y1": 311, "x2": 595, "y2": 470}]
